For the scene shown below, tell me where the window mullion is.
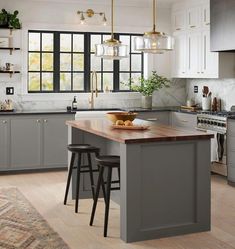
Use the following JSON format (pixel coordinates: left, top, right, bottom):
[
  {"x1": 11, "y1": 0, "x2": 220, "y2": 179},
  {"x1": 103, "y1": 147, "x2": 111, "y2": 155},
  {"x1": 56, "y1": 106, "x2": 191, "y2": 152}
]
[
  {"x1": 54, "y1": 32, "x2": 60, "y2": 93},
  {"x1": 84, "y1": 33, "x2": 90, "y2": 92}
]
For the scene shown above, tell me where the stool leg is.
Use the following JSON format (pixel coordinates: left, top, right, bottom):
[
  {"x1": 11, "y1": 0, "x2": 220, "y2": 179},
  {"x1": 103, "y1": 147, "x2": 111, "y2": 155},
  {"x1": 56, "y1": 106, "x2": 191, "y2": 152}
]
[
  {"x1": 104, "y1": 167, "x2": 112, "y2": 237},
  {"x1": 90, "y1": 166, "x2": 104, "y2": 226},
  {"x1": 75, "y1": 153, "x2": 82, "y2": 213},
  {"x1": 99, "y1": 165, "x2": 107, "y2": 204},
  {"x1": 64, "y1": 152, "x2": 75, "y2": 205},
  {"x1": 87, "y1": 153, "x2": 95, "y2": 200}
]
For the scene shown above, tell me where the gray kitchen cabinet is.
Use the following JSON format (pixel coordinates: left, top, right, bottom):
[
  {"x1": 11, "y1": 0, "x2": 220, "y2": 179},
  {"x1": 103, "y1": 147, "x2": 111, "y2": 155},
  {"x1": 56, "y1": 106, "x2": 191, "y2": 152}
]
[
  {"x1": 227, "y1": 119, "x2": 235, "y2": 184},
  {"x1": 0, "y1": 118, "x2": 10, "y2": 169},
  {"x1": 137, "y1": 111, "x2": 170, "y2": 125},
  {"x1": 42, "y1": 115, "x2": 72, "y2": 168},
  {"x1": 171, "y1": 112, "x2": 197, "y2": 130},
  {"x1": 10, "y1": 117, "x2": 41, "y2": 169},
  {"x1": 0, "y1": 113, "x2": 74, "y2": 171}
]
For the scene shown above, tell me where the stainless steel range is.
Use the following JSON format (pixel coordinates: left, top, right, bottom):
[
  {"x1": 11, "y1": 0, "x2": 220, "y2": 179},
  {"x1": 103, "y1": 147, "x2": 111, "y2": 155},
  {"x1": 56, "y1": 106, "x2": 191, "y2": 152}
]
[{"x1": 196, "y1": 111, "x2": 235, "y2": 176}]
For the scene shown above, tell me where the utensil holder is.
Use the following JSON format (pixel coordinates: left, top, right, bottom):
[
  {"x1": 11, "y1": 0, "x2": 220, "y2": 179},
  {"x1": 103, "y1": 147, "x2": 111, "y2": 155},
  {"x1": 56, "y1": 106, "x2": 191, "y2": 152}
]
[{"x1": 202, "y1": 97, "x2": 211, "y2": 111}]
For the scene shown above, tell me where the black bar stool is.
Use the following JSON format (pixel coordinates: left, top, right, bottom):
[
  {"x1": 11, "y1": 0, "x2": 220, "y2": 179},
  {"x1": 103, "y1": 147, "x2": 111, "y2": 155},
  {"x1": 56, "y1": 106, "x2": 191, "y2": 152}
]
[
  {"x1": 90, "y1": 155, "x2": 120, "y2": 237},
  {"x1": 64, "y1": 144, "x2": 101, "y2": 213}
]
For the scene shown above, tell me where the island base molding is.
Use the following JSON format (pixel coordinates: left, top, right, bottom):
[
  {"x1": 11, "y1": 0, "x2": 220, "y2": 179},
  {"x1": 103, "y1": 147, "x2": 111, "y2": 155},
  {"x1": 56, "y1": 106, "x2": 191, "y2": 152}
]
[{"x1": 68, "y1": 127, "x2": 211, "y2": 243}]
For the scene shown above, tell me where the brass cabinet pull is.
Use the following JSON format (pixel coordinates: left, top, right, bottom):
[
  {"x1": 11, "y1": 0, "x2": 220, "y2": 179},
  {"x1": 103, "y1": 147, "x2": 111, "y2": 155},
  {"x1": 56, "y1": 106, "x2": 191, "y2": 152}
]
[
  {"x1": 176, "y1": 28, "x2": 181, "y2": 31},
  {"x1": 44, "y1": 119, "x2": 48, "y2": 123},
  {"x1": 2, "y1": 120, "x2": 7, "y2": 124},
  {"x1": 180, "y1": 119, "x2": 189, "y2": 123},
  {"x1": 190, "y1": 25, "x2": 196, "y2": 28},
  {"x1": 36, "y1": 119, "x2": 41, "y2": 123}
]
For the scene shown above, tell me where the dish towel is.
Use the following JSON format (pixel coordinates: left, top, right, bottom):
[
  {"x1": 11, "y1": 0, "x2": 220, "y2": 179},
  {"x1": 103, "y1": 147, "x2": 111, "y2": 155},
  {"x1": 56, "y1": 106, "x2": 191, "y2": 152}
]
[{"x1": 207, "y1": 130, "x2": 219, "y2": 162}]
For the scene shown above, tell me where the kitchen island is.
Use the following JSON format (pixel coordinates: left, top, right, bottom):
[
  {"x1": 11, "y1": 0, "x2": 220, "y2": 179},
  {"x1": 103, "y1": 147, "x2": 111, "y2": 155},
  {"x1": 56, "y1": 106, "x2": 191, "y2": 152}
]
[{"x1": 66, "y1": 119, "x2": 213, "y2": 242}]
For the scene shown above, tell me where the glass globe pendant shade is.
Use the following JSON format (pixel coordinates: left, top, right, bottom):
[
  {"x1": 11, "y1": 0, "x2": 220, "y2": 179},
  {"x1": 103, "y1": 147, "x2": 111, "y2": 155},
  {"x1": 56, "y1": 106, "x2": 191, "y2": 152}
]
[
  {"x1": 95, "y1": 39, "x2": 128, "y2": 60},
  {"x1": 135, "y1": 32, "x2": 174, "y2": 54}
]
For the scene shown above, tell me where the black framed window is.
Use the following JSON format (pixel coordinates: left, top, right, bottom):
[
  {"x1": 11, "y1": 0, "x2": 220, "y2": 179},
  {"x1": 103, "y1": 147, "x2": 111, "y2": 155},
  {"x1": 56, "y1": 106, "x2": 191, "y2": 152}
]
[{"x1": 28, "y1": 30, "x2": 144, "y2": 93}]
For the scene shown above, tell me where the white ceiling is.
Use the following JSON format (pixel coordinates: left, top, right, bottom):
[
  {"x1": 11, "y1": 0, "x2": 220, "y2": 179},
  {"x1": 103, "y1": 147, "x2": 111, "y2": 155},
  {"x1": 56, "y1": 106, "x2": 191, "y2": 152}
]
[{"x1": 27, "y1": 0, "x2": 181, "y2": 8}]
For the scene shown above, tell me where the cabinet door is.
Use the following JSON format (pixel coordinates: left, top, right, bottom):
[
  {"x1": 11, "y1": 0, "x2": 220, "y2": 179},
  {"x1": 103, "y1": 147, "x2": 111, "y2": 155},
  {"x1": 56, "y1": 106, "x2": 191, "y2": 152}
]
[
  {"x1": 0, "y1": 119, "x2": 9, "y2": 169},
  {"x1": 10, "y1": 117, "x2": 41, "y2": 169},
  {"x1": 171, "y1": 112, "x2": 197, "y2": 130},
  {"x1": 172, "y1": 10, "x2": 186, "y2": 32},
  {"x1": 187, "y1": 6, "x2": 200, "y2": 30},
  {"x1": 201, "y1": 30, "x2": 219, "y2": 78},
  {"x1": 187, "y1": 32, "x2": 201, "y2": 77},
  {"x1": 172, "y1": 33, "x2": 187, "y2": 78},
  {"x1": 42, "y1": 115, "x2": 72, "y2": 168},
  {"x1": 137, "y1": 112, "x2": 170, "y2": 126},
  {"x1": 202, "y1": 4, "x2": 210, "y2": 27}
]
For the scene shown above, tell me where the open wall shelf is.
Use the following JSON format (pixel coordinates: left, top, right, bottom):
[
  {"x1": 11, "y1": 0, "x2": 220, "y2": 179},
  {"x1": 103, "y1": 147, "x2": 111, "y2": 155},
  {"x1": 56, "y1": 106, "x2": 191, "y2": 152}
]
[
  {"x1": 0, "y1": 27, "x2": 21, "y2": 35},
  {"x1": 0, "y1": 47, "x2": 20, "y2": 55},
  {"x1": 0, "y1": 71, "x2": 20, "y2": 78}
]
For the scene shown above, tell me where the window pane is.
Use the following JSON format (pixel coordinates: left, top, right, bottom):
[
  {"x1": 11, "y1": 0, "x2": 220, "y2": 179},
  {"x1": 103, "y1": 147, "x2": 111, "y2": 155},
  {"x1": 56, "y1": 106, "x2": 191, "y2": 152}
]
[
  {"x1": 103, "y1": 73, "x2": 113, "y2": 91},
  {"x1": 91, "y1": 35, "x2": 101, "y2": 53},
  {"x1": 103, "y1": 59, "x2": 113, "y2": 71},
  {"x1": 131, "y1": 54, "x2": 142, "y2": 71},
  {"x1": 42, "y1": 53, "x2": 53, "y2": 71},
  {"x1": 119, "y1": 73, "x2": 130, "y2": 90},
  {"x1": 131, "y1": 36, "x2": 141, "y2": 53},
  {"x1": 73, "y1": 73, "x2": 84, "y2": 91},
  {"x1": 90, "y1": 73, "x2": 101, "y2": 91},
  {"x1": 28, "y1": 53, "x2": 40, "y2": 71},
  {"x1": 131, "y1": 73, "x2": 142, "y2": 86},
  {"x1": 60, "y1": 53, "x2": 71, "y2": 71},
  {"x1": 60, "y1": 73, "x2": 71, "y2": 91},
  {"x1": 120, "y1": 57, "x2": 130, "y2": 71},
  {"x1": 120, "y1": 35, "x2": 130, "y2": 52},
  {"x1": 60, "y1": 34, "x2": 71, "y2": 52},
  {"x1": 28, "y1": 73, "x2": 40, "y2": 91},
  {"x1": 42, "y1": 73, "x2": 53, "y2": 91},
  {"x1": 29, "y1": 33, "x2": 40, "y2": 51},
  {"x1": 91, "y1": 54, "x2": 101, "y2": 71},
  {"x1": 42, "y1": 33, "x2": 53, "y2": 51},
  {"x1": 73, "y1": 54, "x2": 84, "y2": 71},
  {"x1": 73, "y1": 34, "x2": 84, "y2": 52}
]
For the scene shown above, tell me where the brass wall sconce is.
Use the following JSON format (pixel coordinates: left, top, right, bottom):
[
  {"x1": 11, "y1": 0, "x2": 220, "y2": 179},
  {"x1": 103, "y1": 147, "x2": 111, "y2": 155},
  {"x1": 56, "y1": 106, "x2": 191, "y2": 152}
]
[{"x1": 77, "y1": 9, "x2": 107, "y2": 25}]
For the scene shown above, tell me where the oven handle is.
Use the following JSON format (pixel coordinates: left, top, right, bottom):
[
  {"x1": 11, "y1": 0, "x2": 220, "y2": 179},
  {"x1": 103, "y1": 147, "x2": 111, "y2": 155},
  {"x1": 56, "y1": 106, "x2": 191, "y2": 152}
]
[{"x1": 196, "y1": 127, "x2": 207, "y2": 132}]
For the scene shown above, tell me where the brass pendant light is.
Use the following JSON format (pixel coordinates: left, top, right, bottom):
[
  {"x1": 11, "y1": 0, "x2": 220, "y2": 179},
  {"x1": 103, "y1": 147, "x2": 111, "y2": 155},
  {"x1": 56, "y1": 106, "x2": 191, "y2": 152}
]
[
  {"x1": 95, "y1": 0, "x2": 128, "y2": 60},
  {"x1": 134, "y1": 0, "x2": 174, "y2": 54}
]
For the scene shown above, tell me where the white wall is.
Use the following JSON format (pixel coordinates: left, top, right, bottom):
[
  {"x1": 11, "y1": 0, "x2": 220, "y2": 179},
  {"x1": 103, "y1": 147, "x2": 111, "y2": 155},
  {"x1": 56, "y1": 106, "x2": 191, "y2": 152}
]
[{"x1": 0, "y1": 0, "x2": 186, "y2": 110}]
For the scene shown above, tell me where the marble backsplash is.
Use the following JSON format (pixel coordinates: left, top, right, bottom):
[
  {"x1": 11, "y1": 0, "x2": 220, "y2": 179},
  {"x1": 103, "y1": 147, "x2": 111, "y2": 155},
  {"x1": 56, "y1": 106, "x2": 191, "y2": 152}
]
[
  {"x1": 0, "y1": 78, "x2": 186, "y2": 111},
  {"x1": 186, "y1": 79, "x2": 235, "y2": 111}
]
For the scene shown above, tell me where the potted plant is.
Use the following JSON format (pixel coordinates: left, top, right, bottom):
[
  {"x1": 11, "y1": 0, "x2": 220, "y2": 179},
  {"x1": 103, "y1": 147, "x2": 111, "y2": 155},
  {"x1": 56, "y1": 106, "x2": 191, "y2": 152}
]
[
  {"x1": 129, "y1": 71, "x2": 171, "y2": 109},
  {"x1": 0, "y1": 9, "x2": 8, "y2": 28},
  {"x1": 8, "y1": 10, "x2": 21, "y2": 29}
]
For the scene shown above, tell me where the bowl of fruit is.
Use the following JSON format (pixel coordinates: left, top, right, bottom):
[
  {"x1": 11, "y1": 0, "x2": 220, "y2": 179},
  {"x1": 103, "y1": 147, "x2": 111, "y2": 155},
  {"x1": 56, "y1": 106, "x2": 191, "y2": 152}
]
[{"x1": 106, "y1": 112, "x2": 137, "y2": 125}]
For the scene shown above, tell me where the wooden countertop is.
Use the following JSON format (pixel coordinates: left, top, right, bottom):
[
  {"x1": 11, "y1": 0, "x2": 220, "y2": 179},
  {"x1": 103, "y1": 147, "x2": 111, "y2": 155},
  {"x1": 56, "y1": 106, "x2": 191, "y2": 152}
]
[{"x1": 66, "y1": 119, "x2": 214, "y2": 144}]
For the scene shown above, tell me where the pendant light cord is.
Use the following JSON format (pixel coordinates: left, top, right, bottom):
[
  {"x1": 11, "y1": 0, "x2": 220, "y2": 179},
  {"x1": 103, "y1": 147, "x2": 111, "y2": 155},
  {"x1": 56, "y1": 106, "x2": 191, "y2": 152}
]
[
  {"x1": 153, "y1": 0, "x2": 156, "y2": 32},
  {"x1": 111, "y1": 0, "x2": 114, "y2": 40}
]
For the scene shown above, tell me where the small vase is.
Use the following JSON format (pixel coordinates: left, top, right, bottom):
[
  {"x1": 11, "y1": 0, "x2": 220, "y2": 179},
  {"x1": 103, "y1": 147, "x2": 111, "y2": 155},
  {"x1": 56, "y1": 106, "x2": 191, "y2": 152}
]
[{"x1": 141, "y1": 95, "x2": 152, "y2": 109}]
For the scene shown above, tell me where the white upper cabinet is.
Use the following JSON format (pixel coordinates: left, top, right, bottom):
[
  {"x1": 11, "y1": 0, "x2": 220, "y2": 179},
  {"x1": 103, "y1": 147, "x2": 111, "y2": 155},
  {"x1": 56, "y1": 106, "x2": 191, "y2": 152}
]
[
  {"x1": 171, "y1": 0, "x2": 235, "y2": 79},
  {"x1": 172, "y1": 33, "x2": 187, "y2": 77},
  {"x1": 187, "y1": 6, "x2": 201, "y2": 30},
  {"x1": 172, "y1": 10, "x2": 186, "y2": 32},
  {"x1": 202, "y1": 4, "x2": 210, "y2": 27}
]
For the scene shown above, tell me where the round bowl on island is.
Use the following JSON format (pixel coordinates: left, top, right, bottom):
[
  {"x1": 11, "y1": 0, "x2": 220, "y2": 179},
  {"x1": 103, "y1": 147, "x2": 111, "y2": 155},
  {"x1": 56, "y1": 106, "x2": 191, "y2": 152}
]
[{"x1": 106, "y1": 112, "x2": 138, "y2": 124}]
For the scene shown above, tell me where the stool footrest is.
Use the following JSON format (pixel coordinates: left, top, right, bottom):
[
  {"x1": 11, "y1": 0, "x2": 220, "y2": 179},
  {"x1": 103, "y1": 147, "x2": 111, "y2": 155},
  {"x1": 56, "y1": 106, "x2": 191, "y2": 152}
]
[{"x1": 110, "y1": 187, "x2": 120, "y2": 191}]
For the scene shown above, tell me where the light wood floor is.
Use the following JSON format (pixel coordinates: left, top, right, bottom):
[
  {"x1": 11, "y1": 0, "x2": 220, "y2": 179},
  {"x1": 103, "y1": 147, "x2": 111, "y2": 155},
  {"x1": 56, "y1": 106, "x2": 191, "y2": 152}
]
[{"x1": 0, "y1": 172, "x2": 235, "y2": 249}]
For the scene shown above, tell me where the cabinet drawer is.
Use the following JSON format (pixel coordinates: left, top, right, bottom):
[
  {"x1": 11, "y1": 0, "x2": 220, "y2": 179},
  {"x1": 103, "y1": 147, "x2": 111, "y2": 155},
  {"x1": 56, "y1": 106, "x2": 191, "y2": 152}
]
[
  {"x1": 171, "y1": 112, "x2": 197, "y2": 130},
  {"x1": 228, "y1": 136, "x2": 235, "y2": 152},
  {"x1": 137, "y1": 112, "x2": 170, "y2": 125},
  {"x1": 228, "y1": 120, "x2": 235, "y2": 137}
]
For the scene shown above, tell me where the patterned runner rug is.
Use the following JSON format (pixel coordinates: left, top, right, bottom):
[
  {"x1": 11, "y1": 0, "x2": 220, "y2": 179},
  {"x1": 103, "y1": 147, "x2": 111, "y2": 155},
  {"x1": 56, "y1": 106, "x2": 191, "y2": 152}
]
[{"x1": 0, "y1": 187, "x2": 70, "y2": 249}]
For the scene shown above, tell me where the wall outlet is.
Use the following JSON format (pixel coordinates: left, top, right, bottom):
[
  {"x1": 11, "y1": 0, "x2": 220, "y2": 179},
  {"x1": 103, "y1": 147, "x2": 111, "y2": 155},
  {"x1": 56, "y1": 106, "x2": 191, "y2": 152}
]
[
  {"x1": 6, "y1": 87, "x2": 14, "y2": 95},
  {"x1": 194, "y1": 86, "x2": 198, "y2": 93}
]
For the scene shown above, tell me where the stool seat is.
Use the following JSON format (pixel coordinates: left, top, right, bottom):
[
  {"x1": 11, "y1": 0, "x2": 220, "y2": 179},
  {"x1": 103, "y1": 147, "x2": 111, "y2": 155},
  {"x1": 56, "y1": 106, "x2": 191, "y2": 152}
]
[
  {"x1": 67, "y1": 144, "x2": 100, "y2": 154},
  {"x1": 95, "y1": 155, "x2": 120, "y2": 167}
]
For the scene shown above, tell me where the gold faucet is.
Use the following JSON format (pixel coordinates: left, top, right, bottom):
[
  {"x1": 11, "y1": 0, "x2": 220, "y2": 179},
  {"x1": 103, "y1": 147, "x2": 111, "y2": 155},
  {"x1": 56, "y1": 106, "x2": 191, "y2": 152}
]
[{"x1": 89, "y1": 71, "x2": 98, "y2": 109}]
